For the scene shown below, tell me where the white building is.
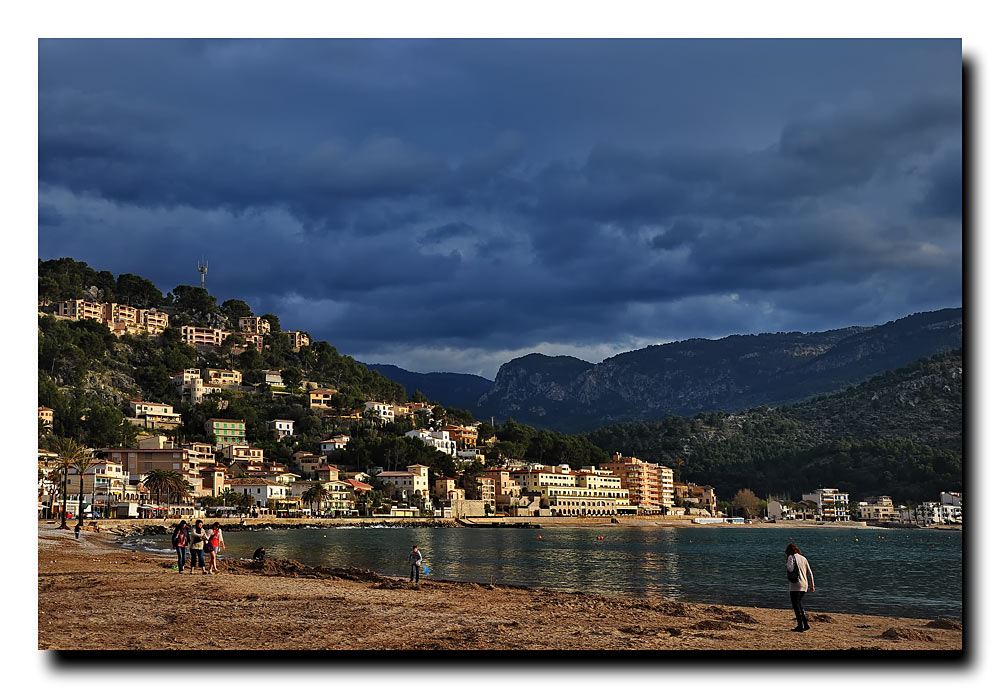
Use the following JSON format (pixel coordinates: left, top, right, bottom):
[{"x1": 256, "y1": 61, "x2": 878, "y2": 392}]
[
  {"x1": 941, "y1": 504, "x2": 963, "y2": 523},
  {"x1": 320, "y1": 434, "x2": 351, "y2": 453},
  {"x1": 267, "y1": 419, "x2": 295, "y2": 437},
  {"x1": 802, "y1": 488, "x2": 850, "y2": 521},
  {"x1": 404, "y1": 429, "x2": 456, "y2": 457},
  {"x1": 171, "y1": 369, "x2": 223, "y2": 405},
  {"x1": 940, "y1": 491, "x2": 963, "y2": 507},
  {"x1": 225, "y1": 478, "x2": 289, "y2": 506},
  {"x1": 364, "y1": 401, "x2": 396, "y2": 424}
]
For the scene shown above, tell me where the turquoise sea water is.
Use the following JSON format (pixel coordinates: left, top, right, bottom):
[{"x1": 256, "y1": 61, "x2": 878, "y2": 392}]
[{"x1": 132, "y1": 525, "x2": 962, "y2": 619}]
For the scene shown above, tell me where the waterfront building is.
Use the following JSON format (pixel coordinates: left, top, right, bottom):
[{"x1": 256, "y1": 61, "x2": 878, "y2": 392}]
[
  {"x1": 857, "y1": 496, "x2": 898, "y2": 521},
  {"x1": 65, "y1": 460, "x2": 129, "y2": 513},
  {"x1": 225, "y1": 477, "x2": 290, "y2": 507},
  {"x1": 290, "y1": 478, "x2": 355, "y2": 514},
  {"x1": 673, "y1": 482, "x2": 717, "y2": 515},
  {"x1": 802, "y1": 488, "x2": 851, "y2": 521},
  {"x1": 599, "y1": 453, "x2": 671, "y2": 513},
  {"x1": 508, "y1": 464, "x2": 635, "y2": 516},
  {"x1": 940, "y1": 491, "x2": 963, "y2": 507},
  {"x1": 482, "y1": 468, "x2": 522, "y2": 511},
  {"x1": 433, "y1": 477, "x2": 466, "y2": 502},
  {"x1": 376, "y1": 464, "x2": 430, "y2": 498}
]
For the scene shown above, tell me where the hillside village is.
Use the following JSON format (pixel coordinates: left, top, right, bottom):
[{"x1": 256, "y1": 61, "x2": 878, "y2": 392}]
[{"x1": 37, "y1": 259, "x2": 962, "y2": 527}]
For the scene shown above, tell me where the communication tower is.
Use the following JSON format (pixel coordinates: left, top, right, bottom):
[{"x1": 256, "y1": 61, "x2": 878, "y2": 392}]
[{"x1": 197, "y1": 259, "x2": 208, "y2": 290}]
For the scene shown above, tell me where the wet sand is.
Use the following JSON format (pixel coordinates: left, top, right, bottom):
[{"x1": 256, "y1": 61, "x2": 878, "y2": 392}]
[{"x1": 38, "y1": 525, "x2": 962, "y2": 651}]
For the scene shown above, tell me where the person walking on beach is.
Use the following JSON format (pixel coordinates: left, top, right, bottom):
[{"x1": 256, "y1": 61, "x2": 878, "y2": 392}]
[
  {"x1": 785, "y1": 543, "x2": 816, "y2": 632},
  {"x1": 205, "y1": 522, "x2": 225, "y2": 574},
  {"x1": 407, "y1": 545, "x2": 423, "y2": 586},
  {"x1": 74, "y1": 523, "x2": 81, "y2": 540},
  {"x1": 171, "y1": 520, "x2": 189, "y2": 573},
  {"x1": 189, "y1": 520, "x2": 208, "y2": 574}
]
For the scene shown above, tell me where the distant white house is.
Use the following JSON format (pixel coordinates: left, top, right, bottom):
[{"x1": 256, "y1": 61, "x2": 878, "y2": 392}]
[
  {"x1": 267, "y1": 419, "x2": 295, "y2": 437},
  {"x1": 320, "y1": 434, "x2": 351, "y2": 453},
  {"x1": 405, "y1": 429, "x2": 456, "y2": 457}
]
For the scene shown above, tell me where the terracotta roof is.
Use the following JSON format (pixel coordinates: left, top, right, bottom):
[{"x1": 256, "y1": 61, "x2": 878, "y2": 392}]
[{"x1": 226, "y1": 478, "x2": 284, "y2": 487}]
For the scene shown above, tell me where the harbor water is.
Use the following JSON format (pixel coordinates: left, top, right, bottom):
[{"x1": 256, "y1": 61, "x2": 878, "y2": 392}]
[{"x1": 130, "y1": 525, "x2": 962, "y2": 619}]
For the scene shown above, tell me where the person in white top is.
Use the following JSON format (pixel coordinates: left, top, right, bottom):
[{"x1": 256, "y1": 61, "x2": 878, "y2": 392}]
[{"x1": 785, "y1": 543, "x2": 816, "y2": 632}]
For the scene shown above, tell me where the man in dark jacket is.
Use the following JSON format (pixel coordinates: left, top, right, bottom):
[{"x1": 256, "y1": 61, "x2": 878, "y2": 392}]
[{"x1": 407, "y1": 545, "x2": 423, "y2": 585}]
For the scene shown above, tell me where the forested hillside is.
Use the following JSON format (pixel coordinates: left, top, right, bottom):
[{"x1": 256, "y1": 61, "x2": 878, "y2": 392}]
[{"x1": 584, "y1": 351, "x2": 963, "y2": 503}]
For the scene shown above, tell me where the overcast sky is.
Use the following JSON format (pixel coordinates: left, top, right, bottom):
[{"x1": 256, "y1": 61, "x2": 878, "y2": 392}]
[{"x1": 38, "y1": 39, "x2": 962, "y2": 378}]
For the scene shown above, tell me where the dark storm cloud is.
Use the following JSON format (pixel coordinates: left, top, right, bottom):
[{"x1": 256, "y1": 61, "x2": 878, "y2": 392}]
[{"x1": 38, "y1": 39, "x2": 962, "y2": 377}]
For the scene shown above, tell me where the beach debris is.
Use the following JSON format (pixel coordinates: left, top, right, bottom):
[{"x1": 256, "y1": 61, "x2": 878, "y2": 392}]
[
  {"x1": 810, "y1": 613, "x2": 834, "y2": 623},
  {"x1": 880, "y1": 627, "x2": 935, "y2": 641},
  {"x1": 224, "y1": 557, "x2": 384, "y2": 582},
  {"x1": 690, "y1": 619, "x2": 734, "y2": 631},
  {"x1": 703, "y1": 606, "x2": 758, "y2": 625},
  {"x1": 924, "y1": 618, "x2": 962, "y2": 631}
]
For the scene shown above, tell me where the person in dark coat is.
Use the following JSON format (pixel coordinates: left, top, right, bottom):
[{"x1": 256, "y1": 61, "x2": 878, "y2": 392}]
[{"x1": 407, "y1": 545, "x2": 423, "y2": 585}]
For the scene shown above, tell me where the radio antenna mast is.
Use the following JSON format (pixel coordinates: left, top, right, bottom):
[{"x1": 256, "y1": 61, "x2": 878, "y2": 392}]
[{"x1": 197, "y1": 258, "x2": 209, "y2": 290}]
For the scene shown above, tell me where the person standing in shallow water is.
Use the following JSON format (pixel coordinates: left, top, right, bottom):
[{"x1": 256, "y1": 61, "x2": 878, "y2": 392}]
[
  {"x1": 785, "y1": 543, "x2": 816, "y2": 632},
  {"x1": 407, "y1": 545, "x2": 422, "y2": 586}
]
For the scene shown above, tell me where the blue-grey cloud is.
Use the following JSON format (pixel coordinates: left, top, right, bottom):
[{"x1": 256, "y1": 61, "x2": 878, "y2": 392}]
[{"x1": 38, "y1": 39, "x2": 962, "y2": 377}]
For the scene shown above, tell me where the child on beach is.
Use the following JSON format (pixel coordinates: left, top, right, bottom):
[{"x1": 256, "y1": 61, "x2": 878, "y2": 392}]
[
  {"x1": 205, "y1": 522, "x2": 225, "y2": 574},
  {"x1": 407, "y1": 545, "x2": 422, "y2": 586},
  {"x1": 74, "y1": 523, "x2": 81, "y2": 540}
]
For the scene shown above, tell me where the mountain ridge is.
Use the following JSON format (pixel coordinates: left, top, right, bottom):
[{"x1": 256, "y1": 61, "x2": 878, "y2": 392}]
[{"x1": 368, "y1": 308, "x2": 962, "y2": 432}]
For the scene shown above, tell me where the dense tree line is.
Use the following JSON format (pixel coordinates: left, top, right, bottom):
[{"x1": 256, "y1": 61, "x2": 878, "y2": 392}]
[{"x1": 584, "y1": 351, "x2": 963, "y2": 503}]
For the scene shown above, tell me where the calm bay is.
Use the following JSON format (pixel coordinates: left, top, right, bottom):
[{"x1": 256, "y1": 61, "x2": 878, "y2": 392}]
[{"x1": 131, "y1": 525, "x2": 962, "y2": 619}]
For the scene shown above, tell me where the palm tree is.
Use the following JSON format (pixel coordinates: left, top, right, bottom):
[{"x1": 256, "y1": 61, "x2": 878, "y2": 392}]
[
  {"x1": 72, "y1": 450, "x2": 101, "y2": 528},
  {"x1": 142, "y1": 470, "x2": 180, "y2": 507},
  {"x1": 164, "y1": 472, "x2": 191, "y2": 509},
  {"x1": 51, "y1": 437, "x2": 88, "y2": 529},
  {"x1": 302, "y1": 483, "x2": 329, "y2": 515}
]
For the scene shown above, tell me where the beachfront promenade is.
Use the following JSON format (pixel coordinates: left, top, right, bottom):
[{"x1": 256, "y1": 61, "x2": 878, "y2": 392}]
[{"x1": 48, "y1": 514, "x2": 892, "y2": 532}]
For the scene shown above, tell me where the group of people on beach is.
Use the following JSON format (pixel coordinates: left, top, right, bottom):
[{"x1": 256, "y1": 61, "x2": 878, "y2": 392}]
[{"x1": 171, "y1": 520, "x2": 225, "y2": 574}]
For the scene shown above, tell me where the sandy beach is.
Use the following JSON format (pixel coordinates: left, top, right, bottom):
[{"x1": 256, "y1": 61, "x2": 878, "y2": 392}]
[{"x1": 37, "y1": 524, "x2": 962, "y2": 651}]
